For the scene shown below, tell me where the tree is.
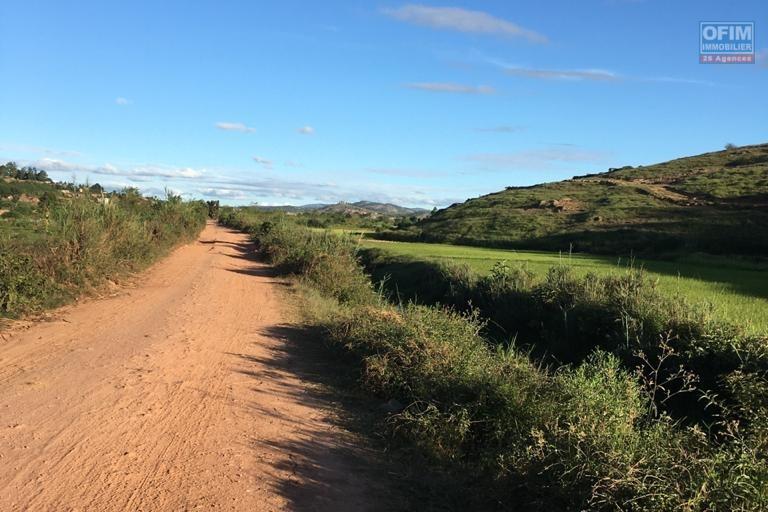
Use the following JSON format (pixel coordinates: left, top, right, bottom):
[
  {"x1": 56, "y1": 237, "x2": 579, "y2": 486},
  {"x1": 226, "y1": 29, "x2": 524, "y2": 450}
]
[
  {"x1": 206, "y1": 200, "x2": 220, "y2": 219},
  {"x1": 122, "y1": 186, "x2": 142, "y2": 197},
  {"x1": 0, "y1": 163, "x2": 51, "y2": 181},
  {"x1": 0, "y1": 162, "x2": 19, "y2": 177},
  {"x1": 725, "y1": 143, "x2": 737, "y2": 150},
  {"x1": 34, "y1": 169, "x2": 50, "y2": 181},
  {"x1": 19, "y1": 166, "x2": 34, "y2": 180}
]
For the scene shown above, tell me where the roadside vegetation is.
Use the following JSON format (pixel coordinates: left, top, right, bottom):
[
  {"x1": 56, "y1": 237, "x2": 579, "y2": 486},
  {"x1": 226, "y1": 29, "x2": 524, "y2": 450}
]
[
  {"x1": 230, "y1": 204, "x2": 419, "y2": 233},
  {"x1": 0, "y1": 163, "x2": 207, "y2": 317},
  {"x1": 359, "y1": 239, "x2": 768, "y2": 334},
  {"x1": 221, "y1": 207, "x2": 768, "y2": 511}
]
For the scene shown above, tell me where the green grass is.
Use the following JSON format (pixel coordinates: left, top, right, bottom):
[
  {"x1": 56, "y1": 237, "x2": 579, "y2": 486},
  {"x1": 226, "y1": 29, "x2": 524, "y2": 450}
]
[
  {"x1": 606, "y1": 144, "x2": 768, "y2": 199},
  {"x1": 359, "y1": 238, "x2": 768, "y2": 334}
]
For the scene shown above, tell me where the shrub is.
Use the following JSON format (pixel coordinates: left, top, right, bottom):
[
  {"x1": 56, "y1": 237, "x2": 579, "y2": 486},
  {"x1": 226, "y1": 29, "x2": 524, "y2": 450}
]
[
  {"x1": 363, "y1": 249, "x2": 768, "y2": 424},
  {"x1": 327, "y1": 303, "x2": 768, "y2": 510},
  {"x1": 0, "y1": 253, "x2": 55, "y2": 313},
  {"x1": 252, "y1": 218, "x2": 376, "y2": 305}
]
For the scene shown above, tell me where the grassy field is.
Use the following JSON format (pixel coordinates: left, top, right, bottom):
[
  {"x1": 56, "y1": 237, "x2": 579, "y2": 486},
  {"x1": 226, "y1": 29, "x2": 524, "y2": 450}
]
[{"x1": 359, "y1": 238, "x2": 768, "y2": 334}]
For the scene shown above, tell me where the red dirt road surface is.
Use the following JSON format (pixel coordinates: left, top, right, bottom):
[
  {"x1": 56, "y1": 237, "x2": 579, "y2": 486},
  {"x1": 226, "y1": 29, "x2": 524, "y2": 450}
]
[{"x1": 0, "y1": 222, "x2": 398, "y2": 511}]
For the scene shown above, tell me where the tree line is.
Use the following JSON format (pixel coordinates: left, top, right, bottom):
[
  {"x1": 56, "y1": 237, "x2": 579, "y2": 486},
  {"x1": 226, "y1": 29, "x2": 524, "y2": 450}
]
[{"x1": 0, "y1": 161, "x2": 50, "y2": 182}]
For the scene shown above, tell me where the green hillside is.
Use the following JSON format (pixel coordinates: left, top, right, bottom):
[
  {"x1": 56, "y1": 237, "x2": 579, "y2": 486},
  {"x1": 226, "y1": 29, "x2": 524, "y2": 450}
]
[{"x1": 382, "y1": 143, "x2": 768, "y2": 255}]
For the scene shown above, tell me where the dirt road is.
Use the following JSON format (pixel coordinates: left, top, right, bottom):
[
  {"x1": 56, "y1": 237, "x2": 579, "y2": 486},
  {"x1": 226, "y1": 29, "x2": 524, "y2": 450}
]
[{"x1": 0, "y1": 222, "x2": 397, "y2": 511}]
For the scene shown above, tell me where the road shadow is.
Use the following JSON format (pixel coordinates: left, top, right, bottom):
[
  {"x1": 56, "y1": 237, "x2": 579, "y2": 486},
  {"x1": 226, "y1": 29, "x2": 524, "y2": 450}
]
[
  {"x1": 200, "y1": 239, "x2": 259, "y2": 259},
  {"x1": 221, "y1": 261, "x2": 294, "y2": 288},
  {"x1": 222, "y1": 248, "x2": 261, "y2": 261},
  {"x1": 228, "y1": 323, "x2": 462, "y2": 512},
  {"x1": 225, "y1": 267, "x2": 290, "y2": 283}
]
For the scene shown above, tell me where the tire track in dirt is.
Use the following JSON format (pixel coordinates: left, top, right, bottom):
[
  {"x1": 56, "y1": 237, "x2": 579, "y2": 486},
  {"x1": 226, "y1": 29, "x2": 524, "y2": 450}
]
[{"x1": 0, "y1": 222, "x2": 399, "y2": 511}]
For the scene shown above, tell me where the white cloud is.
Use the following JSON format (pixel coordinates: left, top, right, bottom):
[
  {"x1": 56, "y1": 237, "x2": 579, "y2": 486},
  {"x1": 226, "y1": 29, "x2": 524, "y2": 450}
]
[
  {"x1": 498, "y1": 62, "x2": 717, "y2": 86},
  {"x1": 383, "y1": 5, "x2": 547, "y2": 44},
  {"x1": 32, "y1": 158, "x2": 205, "y2": 179},
  {"x1": 135, "y1": 165, "x2": 203, "y2": 178},
  {"x1": 115, "y1": 97, "x2": 130, "y2": 105},
  {"x1": 192, "y1": 173, "x2": 463, "y2": 207},
  {"x1": 643, "y1": 76, "x2": 716, "y2": 87},
  {"x1": 405, "y1": 82, "x2": 496, "y2": 94},
  {"x1": 141, "y1": 186, "x2": 185, "y2": 198},
  {"x1": 462, "y1": 147, "x2": 610, "y2": 171},
  {"x1": 215, "y1": 122, "x2": 256, "y2": 133},
  {"x1": 505, "y1": 67, "x2": 619, "y2": 81},
  {"x1": 0, "y1": 143, "x2": 81, "y2": 158},
  {"x1": 297, "y1": 125, "x2": 315, "y2": 135},
  {"x1": 199, "y1": 188, "x2": 249, "y2": 200},
  {"x1": 12, "y1": 156, "x2": 461, "y2": 208},
  {"x1": 253, "y1": 156, "x2": 273, "y2": 169},
  {"x1": 31, "y1": 157, "x2": 85, "y2": 174}
]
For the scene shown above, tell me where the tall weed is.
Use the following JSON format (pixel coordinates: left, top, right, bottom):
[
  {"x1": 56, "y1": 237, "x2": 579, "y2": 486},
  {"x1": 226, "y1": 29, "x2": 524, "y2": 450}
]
[{"x1": 0, "y1": 193, "x2": 206, "y2": 317}]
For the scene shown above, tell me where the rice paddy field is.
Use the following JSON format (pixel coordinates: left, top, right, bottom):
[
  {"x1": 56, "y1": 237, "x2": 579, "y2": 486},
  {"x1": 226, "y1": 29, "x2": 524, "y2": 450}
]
[{"x1": 359, "y1": 238, "x2": 768, "y2": 335}]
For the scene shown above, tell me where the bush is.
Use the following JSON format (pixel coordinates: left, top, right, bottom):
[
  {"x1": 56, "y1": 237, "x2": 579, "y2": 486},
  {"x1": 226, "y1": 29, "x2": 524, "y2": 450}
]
[
  {"x1": 0, "y1": 253, "x2": 56, "y2": 313},
  {"x1": 363, "y1": 249, "x2": 768, "y2": 425},
  {"x1": 327, "y1": 303, "x2": 768, "y2": 510},
  {"x1": 241, "y1": 217, "x2": 376, "y2": 306}
]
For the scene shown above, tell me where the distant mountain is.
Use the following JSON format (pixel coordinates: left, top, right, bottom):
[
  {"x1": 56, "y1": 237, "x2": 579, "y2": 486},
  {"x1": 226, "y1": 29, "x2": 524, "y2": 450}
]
[
  {"x1": 257, "y1": 201, "x2": 429, "y2": 218},
  {"x1": 254, "y1": 204, "x2": 324, "y2": 213},
  {"x1": 384, "y1": 143, "x2": 768, "y2": 256}
]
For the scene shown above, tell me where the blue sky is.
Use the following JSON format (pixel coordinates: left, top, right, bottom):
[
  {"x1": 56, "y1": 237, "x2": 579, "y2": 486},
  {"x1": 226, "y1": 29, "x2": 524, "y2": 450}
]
[{"x1": 1, "y1": 1, "x2": 766, "y2": 206}]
